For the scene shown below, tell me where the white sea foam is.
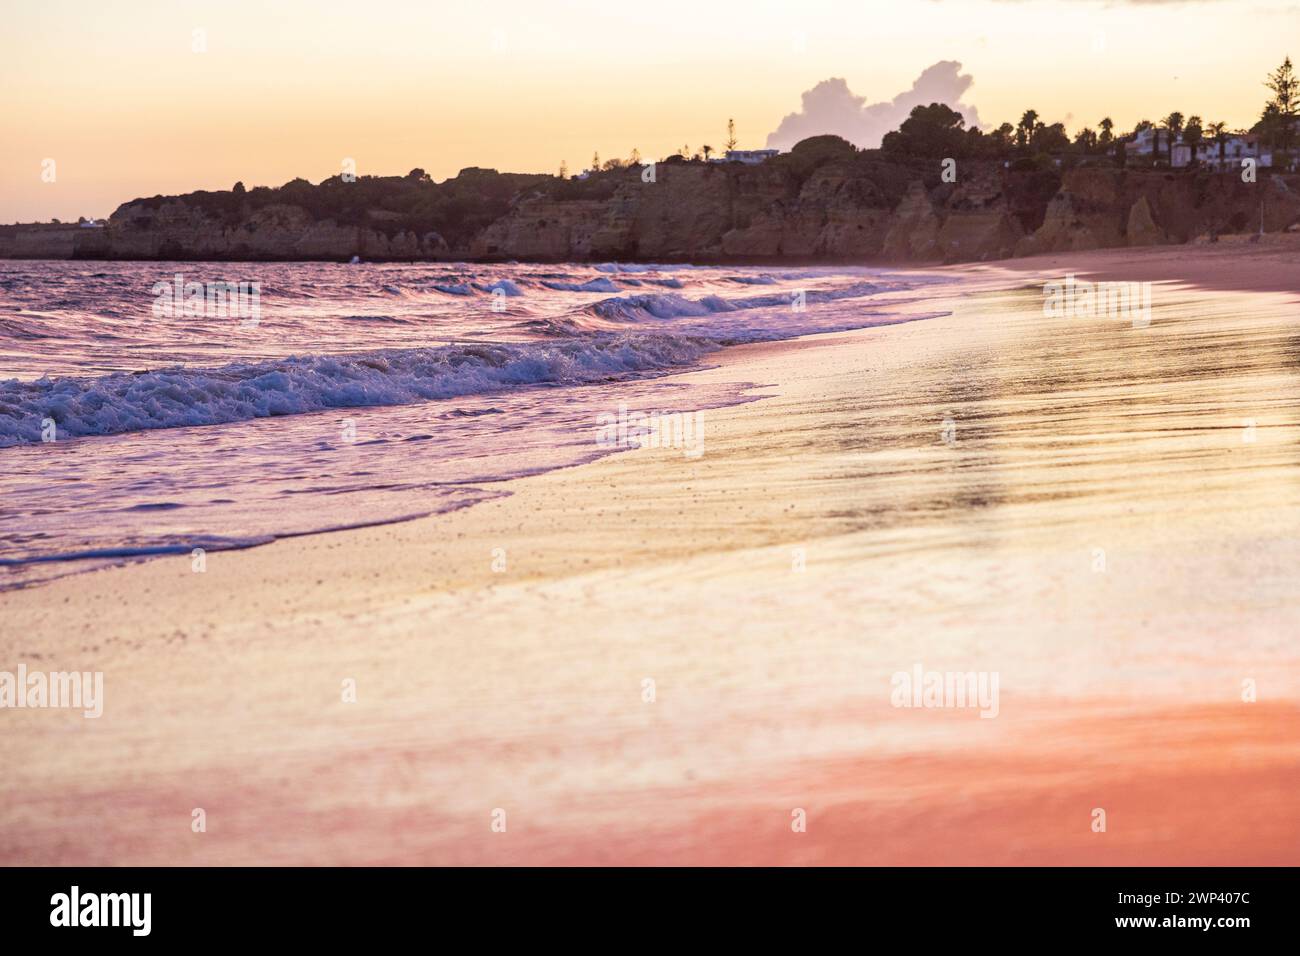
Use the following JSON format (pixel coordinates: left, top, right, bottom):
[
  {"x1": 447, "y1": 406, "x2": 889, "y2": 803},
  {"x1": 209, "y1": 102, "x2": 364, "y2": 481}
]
[
  {"x1": 541, "y1": 277, "x2": 621, "y2": 293},
  {"x1": 0, "y1": 260, "x2": 949, "y2": 585},
  {"x1": 0, "y1": 336, "x2": 716, "y2": 446},
  {"x1": 475, "y1": 279, "x2": 525, "y2": 296},
  {"x1": 0, "y1": 268, "x2": 933, "y2": 447},
  {"x1": 585, "y1": 282, "x2": 884, "y2": 326}
]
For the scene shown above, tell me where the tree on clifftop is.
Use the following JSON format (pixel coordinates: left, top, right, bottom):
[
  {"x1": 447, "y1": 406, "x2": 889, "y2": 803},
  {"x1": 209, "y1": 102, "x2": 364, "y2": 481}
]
[
  {"x1": 773, "y1": 134, "x2": 857, "y2": 180},
  {"x1": 1162, "y1": 112, "x2": 1184, "y2": 165},
  {"x1": 1206, "y1": 121, "x2": 1228, "y2": 165},
  {"x1": 1264, "y1": 56, "x2": 1298, "y2": 161},
  {"x1": 1184, "y1": 116, "x2": 1204, "y2": 151},
  {"x1": 1030, "y1": 122, "x2": 1069, "y2": 155},
  {"x1": 881, "y1": 103, "x2": 969, "y2": 158},
  {"x1": 1016, "y1": 110, "x2": 1039, "y2": 148},
  {"x1": 989, "y1": 123, "x2": 1015, "y2": 153}
]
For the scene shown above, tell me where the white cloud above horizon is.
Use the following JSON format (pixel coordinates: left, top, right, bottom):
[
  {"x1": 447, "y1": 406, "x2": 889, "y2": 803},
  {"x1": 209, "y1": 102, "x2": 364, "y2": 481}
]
[{"x1": 766, "y1": 61, "x2": 985, "y2": 151}]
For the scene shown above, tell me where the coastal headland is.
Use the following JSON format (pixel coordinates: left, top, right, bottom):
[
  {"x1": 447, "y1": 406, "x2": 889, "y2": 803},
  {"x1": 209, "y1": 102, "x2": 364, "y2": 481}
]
[{"x1": 6, "y1": 142, "x2": 1298, "y2": 265}]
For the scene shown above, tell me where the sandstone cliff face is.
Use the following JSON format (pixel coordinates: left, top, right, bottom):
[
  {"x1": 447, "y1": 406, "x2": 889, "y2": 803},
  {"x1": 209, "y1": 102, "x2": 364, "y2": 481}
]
[
  {"x1": 7, "y1": 163, "x2": 1300, "y2": 264},
  {"x1": 1013, "y1": 168, "x2": 1300, "y2": 256},
  {"x1": 1126, "y1": 196, "x2": 1164, "y2": 246},
  {"x1": 1015, "y1": 169, "x2": 1127, "y2": 256},
  {"x1": 932, "y1": 166, "x2": 1026, "y2": 262},
  {"x1": 478, "y1": 163, "x2": 804, "y2": 260},
  {"x1": 883, "y1": 182, "x2": 940, "y2": 259},
  {"x1": 0, "y1": 225, "x2": 110, "y2": 259},
  {"x1": 98, "y1": 200, "x2": 448, "y2": 261}
]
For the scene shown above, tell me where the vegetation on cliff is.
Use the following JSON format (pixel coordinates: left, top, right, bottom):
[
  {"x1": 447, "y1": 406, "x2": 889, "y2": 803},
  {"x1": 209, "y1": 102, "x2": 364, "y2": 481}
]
[{"x1": 115, "y1": 167, "x2": 552, "y2": 248}]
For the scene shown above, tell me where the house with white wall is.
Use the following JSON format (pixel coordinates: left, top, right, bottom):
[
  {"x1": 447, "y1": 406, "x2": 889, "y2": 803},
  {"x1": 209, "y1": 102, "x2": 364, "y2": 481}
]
[
  {"x1": 1127, "y1": 127, "x2": 1170, "y2": 157},
  {"x1": 1127, "y1": 127, "x2": 1273, "y2": 169},
  {"x1": 722, "y1": 149, "x2": 780, "y2": 165},
  {"x1": 1190, "y1": 134, "x2": 1272, "y2": 170}
]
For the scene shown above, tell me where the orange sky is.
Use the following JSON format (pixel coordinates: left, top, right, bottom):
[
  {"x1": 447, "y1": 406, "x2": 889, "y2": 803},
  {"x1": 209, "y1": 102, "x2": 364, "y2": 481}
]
[{"x1": 3, "y1": 0, "x2": 1296, "y2": 222}]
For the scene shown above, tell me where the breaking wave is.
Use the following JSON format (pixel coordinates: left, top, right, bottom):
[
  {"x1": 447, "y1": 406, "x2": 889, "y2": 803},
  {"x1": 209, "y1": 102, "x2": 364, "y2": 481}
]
[
  {"x1": 0, "y1": 263, "x2": 944, "y2": 448},
  {"x1": 0, "y1": 336, "x2": 717, "y2": 446}
]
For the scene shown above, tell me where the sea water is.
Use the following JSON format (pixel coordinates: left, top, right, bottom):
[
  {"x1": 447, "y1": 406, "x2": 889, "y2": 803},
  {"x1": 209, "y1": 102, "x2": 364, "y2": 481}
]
[{"x1": 0, "y1": 260, "x2": 948, "y2": 587}]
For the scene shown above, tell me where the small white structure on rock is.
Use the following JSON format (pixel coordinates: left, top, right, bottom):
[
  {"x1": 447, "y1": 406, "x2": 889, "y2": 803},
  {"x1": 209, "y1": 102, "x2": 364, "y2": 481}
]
[{"x1": 722, "y1": 149, "x2": 780, "y2": 165}]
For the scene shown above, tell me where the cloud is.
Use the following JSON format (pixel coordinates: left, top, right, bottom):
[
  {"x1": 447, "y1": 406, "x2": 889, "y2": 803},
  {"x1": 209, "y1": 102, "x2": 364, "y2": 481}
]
[{"x1": 766, "y1": 61, "x2": 984, "y2": 151}]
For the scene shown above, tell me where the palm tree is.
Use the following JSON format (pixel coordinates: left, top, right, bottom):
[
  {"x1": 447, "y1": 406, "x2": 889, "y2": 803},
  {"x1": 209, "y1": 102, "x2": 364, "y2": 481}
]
[
  {"x1": 1207, "y1": 121, "x2": 1228, "y2": 169},
  {"x1": 1162, "y1": 111, "x2": 1184, "y2": 165},
  {"x1": 702, "y1": 145, "x2": 714, "y2": 162},
  {"x1": 1183, "y1": 116, "x2": 1203, "y2": 165},
  {"x1": 1017, "y1": 109, "x2": 1039, "y2": 149},
  {"x1": 1098, "y1": 117, "x2": 1114, "y2": 149}
]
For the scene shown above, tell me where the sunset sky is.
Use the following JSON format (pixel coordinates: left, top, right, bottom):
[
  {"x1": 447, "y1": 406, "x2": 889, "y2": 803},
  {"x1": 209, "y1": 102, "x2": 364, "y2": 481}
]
[{"x1": 3, "y1": 0, "x2": 1297, "y2": 222}]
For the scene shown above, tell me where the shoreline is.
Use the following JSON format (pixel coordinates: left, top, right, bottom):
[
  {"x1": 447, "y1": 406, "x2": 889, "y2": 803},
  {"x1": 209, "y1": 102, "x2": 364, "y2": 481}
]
[
  {"x1": 4, "y1": 230, "x2": 1300, "y2": 276},
  {"x1": 3, "y1": 241, "x2": 1299, "y2": 864},
  {"x1": 1, "y1": 229, "x2": 1298, "y2": 275},
  {"x1": 0, "y1": 266, "x2": 946, "y2": 589},
  {"x1": 963, "y1": 231, "x2": 1300, "y2": 295}
]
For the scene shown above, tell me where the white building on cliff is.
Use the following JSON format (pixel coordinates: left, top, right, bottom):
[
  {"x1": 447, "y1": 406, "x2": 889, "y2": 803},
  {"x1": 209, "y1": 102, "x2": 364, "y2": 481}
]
[
  {"x1": 722, "y1": 149, "x2": 780, "y2": 165},
  {"x1": 1127, "y1": 127, "x2": 1273, "y2": 169}
]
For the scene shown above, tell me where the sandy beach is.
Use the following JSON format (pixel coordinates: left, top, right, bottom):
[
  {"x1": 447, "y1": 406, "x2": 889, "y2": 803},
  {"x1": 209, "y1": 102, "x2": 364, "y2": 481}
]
[{"x1": 3, "y1": 240, "x2": 1299, "y2": 866}]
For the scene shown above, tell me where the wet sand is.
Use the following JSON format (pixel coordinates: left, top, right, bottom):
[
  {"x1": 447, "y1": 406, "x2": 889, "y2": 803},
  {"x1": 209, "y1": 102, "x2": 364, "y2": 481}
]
[
  {"x1": 978, "y1": 230, "x2": 1300, "y2": 294},
  {"x1": 3, "y1": 244, "x2": 1299, "y2": 865}
]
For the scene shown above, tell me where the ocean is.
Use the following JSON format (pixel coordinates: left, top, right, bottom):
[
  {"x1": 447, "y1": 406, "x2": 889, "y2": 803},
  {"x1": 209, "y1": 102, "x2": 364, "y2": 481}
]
[{"x1": 0, "y1": 260, "x2": 947, "y2": 587}]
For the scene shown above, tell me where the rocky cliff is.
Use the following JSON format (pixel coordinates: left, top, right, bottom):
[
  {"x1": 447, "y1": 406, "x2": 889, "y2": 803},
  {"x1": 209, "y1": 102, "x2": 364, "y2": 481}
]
[
  {"x1": 5, "y1": 153, "x2": 1299, "y2": 265},
  {"x1": 95, "y1": 201, "x2": 450, "y2": 261}
]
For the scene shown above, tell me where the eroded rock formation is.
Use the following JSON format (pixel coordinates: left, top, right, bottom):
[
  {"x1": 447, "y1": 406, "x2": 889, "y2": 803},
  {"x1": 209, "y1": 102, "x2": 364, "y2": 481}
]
[{"x1": 4, "y1": 159, "x2": 1298, "y2": 265}]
